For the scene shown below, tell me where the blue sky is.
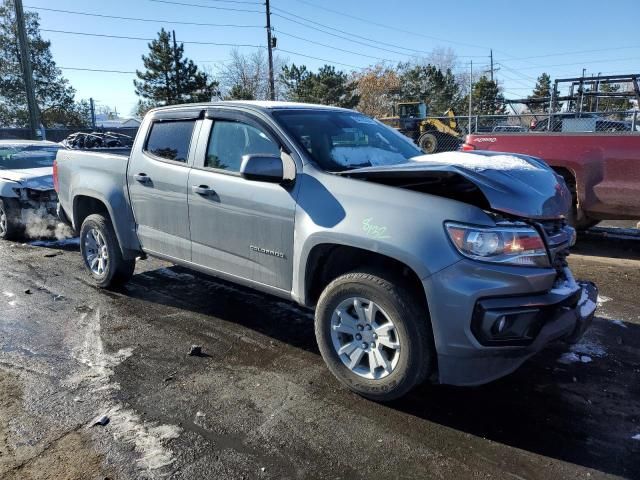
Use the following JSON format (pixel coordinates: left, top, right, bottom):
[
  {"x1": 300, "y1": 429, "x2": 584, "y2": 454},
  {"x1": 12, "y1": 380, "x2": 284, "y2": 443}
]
[{"x1": 25, "y1": 0, "x2": 640, "y2": 116}]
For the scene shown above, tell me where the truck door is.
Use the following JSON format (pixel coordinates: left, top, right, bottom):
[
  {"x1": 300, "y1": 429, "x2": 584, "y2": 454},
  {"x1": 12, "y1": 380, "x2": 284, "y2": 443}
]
[
  {"x1": 187, "y1": 113, "x2": 296, "y2": 292},
  {"x1": 127, "y1": 116, "x2": 200, "y2": 261}
]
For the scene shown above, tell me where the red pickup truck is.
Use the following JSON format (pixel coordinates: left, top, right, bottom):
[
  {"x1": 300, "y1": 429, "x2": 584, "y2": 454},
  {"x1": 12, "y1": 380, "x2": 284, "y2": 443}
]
[{"x1": 462, "y1": 133, "x2": 640, "y2": 229}]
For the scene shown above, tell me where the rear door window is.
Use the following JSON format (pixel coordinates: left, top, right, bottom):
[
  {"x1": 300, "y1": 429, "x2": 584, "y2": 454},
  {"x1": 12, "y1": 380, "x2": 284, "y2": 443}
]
[{"x1": 145, "y1": 120, "x2": 195, "y2": 163}]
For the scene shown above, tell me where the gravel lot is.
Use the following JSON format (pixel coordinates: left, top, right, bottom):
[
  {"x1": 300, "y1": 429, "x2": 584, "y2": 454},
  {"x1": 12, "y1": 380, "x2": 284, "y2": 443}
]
[{"x1": 0, "y1": 232, "x2": 638, "y2": 479}]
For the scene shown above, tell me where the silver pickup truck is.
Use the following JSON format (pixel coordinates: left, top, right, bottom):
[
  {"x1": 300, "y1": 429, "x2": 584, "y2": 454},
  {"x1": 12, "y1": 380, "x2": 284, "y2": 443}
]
[{"x1": 55, "y1": 101, "x2": 597, "y2": 401}]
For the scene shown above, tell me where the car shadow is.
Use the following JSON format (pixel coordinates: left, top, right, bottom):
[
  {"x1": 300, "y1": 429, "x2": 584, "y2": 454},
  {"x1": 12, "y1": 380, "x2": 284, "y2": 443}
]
[
  {"x1": 119, "y1": 264, "x2": 639, "y2": 478},
  {"x1": 574, "y1": 233, "x2": 640, "y2": 261}
]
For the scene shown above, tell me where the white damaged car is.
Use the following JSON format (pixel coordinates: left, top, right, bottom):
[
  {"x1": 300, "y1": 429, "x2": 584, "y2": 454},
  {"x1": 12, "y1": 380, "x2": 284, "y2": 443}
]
[{"x1": 0, "y1": 140, "x2": 60, "y2": 240}]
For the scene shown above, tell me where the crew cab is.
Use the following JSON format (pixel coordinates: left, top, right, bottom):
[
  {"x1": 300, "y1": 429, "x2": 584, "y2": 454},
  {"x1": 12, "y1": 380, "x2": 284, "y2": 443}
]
[
  {"x1": 463, "y1": 132, "x2": 640, "y2": 229},
  {"x1": 55, "y1": 101, "x2": 597, "y2": 401}
]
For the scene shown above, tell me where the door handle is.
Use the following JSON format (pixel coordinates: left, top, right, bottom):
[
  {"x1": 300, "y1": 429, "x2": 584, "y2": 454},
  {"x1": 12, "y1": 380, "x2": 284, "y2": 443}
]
[
  {"x1": 134, "y1": 173, "x2": 150, "y2": 183},
  {"x1": 192, "y1": 185, "x2": 214, "y2": 195}
]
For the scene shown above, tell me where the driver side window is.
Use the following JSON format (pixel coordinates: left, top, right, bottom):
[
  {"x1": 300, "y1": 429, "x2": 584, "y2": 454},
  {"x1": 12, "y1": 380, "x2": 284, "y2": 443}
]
[{"x1": 206, "y1": 120, "x2": 281, "y2": 172}]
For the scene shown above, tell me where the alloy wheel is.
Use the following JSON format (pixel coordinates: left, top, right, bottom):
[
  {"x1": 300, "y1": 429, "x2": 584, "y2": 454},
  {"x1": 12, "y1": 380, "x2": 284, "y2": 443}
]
[{"x1": 330, "y1": 297, "x2": 401, "y2": 380}]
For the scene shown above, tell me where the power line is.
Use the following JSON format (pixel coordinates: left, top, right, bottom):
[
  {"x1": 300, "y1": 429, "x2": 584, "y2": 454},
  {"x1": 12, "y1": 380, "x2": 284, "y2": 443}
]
[
  {"x1": 276, "y1": 30, "x2": 403, "y2": 63},
  {"x1": 272, "y1": 11, "x2": 424, "y2": 59},
  {"x1": 26, "y1": 6, "x2": 262, "y2": 28},
  {"x1": 505, "y1": 56, "x2": 640, "y2": 71},
  {"x1": 60, "y1": 67, "x2": 137, "y2": 74},
  {"x1": 40, "y1": 29, "x2": 265, "y2": 48},
  {"x1": 271, "y1": 7, "x2": 462, "y2": 58},
  {"x1": 148, "y1": 0, "x2": 262, "y2": 14},
  {"x1": 277, "y1": 49, "x2": 364, "y2": 69},
  {"x1": 286, "y1": 0, "x2": 491, "y2": 52},
  {"x1": 190, "y1": 0, "x2": 261, "y2": 4},
  {"x1": 496, "y1": 45, "x2": 640, "y2": 62}
]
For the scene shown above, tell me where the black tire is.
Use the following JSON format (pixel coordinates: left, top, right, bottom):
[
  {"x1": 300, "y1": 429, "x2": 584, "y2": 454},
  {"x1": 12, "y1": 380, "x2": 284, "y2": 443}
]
[
  {"x1": 559, "y1": 173, "x2": 599, "y2": 231},
  {"x1": 418, "y1": 132, "x2": 438, "y2": 154},
  {"x1": 79, "y1": 214, "x2": 135, "y2": 288},
  {"x1": 0, "y1": 198, "x2": 22, "y2": 241},
  {"x1": 315, "y1": 269, "x2": 434, "y2": 402}
]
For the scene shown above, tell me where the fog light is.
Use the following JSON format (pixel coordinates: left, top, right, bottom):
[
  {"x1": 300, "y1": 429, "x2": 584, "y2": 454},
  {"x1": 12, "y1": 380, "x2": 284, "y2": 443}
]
[{"x1": 494, "y1": 316, "x2": 507, "y2": 334}]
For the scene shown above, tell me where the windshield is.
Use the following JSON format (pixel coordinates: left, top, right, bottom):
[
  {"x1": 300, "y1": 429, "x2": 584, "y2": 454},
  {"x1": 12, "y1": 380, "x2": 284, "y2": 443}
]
[
  {"x1": 0, "y1": 144, "x2": 59, "y2": 170},
  {"x1": 272, "y1": 110, "x2": 422, "y2": 171}
]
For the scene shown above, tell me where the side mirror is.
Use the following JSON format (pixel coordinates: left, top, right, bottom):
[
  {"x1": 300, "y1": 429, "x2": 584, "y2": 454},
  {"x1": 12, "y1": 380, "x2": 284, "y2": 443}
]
[{"x1": 240, "y1": 154, "x2": 285, "y2": 183}]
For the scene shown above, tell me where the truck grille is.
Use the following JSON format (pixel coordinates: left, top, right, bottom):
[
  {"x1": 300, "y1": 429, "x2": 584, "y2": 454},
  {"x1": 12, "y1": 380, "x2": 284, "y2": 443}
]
[{"x1": 536, "y1": 219, "x2": 573, "y2": 276}]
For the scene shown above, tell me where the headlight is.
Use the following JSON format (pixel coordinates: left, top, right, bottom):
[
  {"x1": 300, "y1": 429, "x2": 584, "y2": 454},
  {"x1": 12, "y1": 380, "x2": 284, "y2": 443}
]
[{"x1": 445, "y1": 222, "x2": 550, "y2": 267}]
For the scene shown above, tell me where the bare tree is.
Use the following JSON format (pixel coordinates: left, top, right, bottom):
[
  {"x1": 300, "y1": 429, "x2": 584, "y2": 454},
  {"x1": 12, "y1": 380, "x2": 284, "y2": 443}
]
[
  {"x1": 218, "y1": 48, "x2": 286, "y2": 100},
  {"x1": 426, "y1": 46, "x2": 458, "y2": 72}
]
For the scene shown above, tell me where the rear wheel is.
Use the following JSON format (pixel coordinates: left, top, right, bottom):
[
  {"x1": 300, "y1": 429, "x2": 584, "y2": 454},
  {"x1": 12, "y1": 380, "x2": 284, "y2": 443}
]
[
  {"x1": 0, "y1": 198, "x2": 22, "y2": 241},
  {"x1": 80, "y1": 214, "x2": 135, "y2": 288},
  {"x1": 315, "y1": 269, "x2": 434, "y2": 401}
]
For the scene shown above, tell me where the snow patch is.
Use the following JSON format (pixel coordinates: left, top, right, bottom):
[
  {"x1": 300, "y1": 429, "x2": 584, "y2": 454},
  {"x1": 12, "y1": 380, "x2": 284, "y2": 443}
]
[
  {"x1": 413, "y1": 151, "x2": 539, "y2": 171},
  {"x1": 610, "y1": 319, "x2": 628, "y2": 329},
  {"x1": 597, "y1": 295, "x2": 611, "y2": 305},
  {"x1": 558, "y1": 352, "x2": 592, "y2": 364},
  {"x1": 155, "y1": 268, "x2": 195, "y2": 281},
  {"x1": 2, "y1": 291, "x2": 15, "y2": 297},
  {"x1": 557, "y1": 336, "x2": 606, "y2": 365},
  {"x1": 571, "y1": 338, "x2": 606, "y2": 358},
  {"x1": 101, "y1": 406, "x2": 181, "y2": 470},
  {"x1": 68, "y1": 309, "x2": 181, "y2": 473},
  {"x1": 550, "y1": 267, "x2": 580, "y2": 296}
]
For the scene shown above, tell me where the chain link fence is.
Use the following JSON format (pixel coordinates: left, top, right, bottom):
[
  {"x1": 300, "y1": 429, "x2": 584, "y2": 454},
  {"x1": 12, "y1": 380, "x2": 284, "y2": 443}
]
[{"x1": 412, "y1": 110, "x2": 639, "y2": 153}]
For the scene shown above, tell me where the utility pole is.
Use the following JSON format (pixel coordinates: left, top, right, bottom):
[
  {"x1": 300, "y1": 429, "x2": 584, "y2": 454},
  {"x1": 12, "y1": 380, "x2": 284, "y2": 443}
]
[
  {"x1": 89, "y1": 98, "x2": 96, "y2": 130},
  {"x1": 265, "y1": 0, "x2": 275, "y2": 101},
  {"x1": 14, "y1": 0, "x2": 39, "y2": 139},
  {"x1": 172, "y1": 30, "x2": 181, "y2": 103},
  {"x1": 490, "y1": 49, "x2": 494, "y2": 82},
  {"x1": 468, "y1": 60, "x2": 473, "y2": 133}
]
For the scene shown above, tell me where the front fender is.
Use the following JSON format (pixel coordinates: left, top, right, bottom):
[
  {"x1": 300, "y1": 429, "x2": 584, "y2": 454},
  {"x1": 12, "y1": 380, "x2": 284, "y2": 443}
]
[
  {"x1": 0, "y1": 180, "x2": 21, "y2": 198},
  {"x1": 291, "y1": 169, "x2": 494, "y2": 305}
]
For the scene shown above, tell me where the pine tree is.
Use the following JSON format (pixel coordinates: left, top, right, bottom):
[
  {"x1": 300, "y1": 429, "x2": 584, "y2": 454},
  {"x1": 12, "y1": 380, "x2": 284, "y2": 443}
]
[
  {"x1": 134, "y1": 28, "x2": 219, "y2": 108},
  {"x1": 0, "y1": 0, "x2": 81, "y2": 127},
  {"x1": 397, "y1": 64, "x2": 463, "y2": 115},
  {"x1": 598, "y1": 83, "x2": 633, "y2": 113},
  {"x1": 528, "y1": 73, "x2": 553, "y2": 113},
  {"x1": 280, "y1": 64, "x2": 358, "y2": 108},
  {"x1": 470, "y1": 76, "x2": 506, "y2": 115}
]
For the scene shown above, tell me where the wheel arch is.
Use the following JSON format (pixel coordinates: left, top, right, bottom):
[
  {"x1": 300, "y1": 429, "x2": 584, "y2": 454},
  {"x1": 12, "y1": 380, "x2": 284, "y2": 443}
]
[
  {"x1": 72, "y1": 193, "x2": 141, "y2": 259},
  {"x1": 303, "y1": 243, "x2": 430, "y2": 316}
]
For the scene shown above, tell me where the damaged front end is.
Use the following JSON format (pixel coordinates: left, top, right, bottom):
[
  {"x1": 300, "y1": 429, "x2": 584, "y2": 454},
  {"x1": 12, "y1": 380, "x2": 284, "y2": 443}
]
[
  {"x1": 14, "y1": 186, "x2": 58, "y2": 217},
  {"x1": 339, "y1": 151, "x2": 597, "y2": 384}
]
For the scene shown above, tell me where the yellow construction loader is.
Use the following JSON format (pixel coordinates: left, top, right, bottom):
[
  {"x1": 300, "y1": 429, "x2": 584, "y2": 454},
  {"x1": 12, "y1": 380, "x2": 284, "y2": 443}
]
[{"x1": 380, "y1": 102, "x2": 464, "y2": 154}]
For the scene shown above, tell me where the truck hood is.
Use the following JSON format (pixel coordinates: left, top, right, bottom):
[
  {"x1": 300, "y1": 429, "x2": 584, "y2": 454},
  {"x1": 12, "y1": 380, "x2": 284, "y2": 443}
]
[
  {"x1": 338, "y1": 151, "x2": 571, "y2": 220},
  {"x1": 0, "y1": 167, "x2": 54, "y2": 191}
]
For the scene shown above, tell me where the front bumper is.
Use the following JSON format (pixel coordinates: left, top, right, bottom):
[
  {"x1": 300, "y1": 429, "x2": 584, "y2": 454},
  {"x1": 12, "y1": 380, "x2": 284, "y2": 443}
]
[{"x1": 423, "y1": 260, "x2": 598, "y2": 386}]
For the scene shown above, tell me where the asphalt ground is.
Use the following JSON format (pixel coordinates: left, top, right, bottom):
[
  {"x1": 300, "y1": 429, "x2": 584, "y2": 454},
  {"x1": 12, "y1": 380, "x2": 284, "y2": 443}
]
[{"x1": 0, "y1": 231, "x2": 638, "y2": 480}]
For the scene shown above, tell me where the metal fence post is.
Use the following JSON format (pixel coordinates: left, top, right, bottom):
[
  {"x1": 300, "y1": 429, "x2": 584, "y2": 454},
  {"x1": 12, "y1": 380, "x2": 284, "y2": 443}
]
[
  {"x1": 474, "y1": 116, "x2": 478, "y2": 133},
  {"x1": 633, "y1": 111, "x2": 638, "y2": 132}
]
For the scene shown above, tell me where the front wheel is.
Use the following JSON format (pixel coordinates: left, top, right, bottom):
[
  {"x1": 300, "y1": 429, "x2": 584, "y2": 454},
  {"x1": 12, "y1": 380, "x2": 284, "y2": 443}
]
[
  {"x1": 0, "y1": 198, "x2": 22, "y2": 241},
  {"x1": 418, "y1": 132, "x2": 438, "y2": 154},
  {"x1": 315, "y1": 269, "x2": 434, "y2": 401},
  {"x1": 80, "y1": 214, "x2": 135, "y2": 288}
]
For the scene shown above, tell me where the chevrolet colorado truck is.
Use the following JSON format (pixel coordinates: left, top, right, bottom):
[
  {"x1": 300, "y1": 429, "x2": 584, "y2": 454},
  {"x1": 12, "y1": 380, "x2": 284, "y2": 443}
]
[
  {"x1": 55, "y1": 101, "x2": 597, "y2": 401},
  {"x1": 462, "y1": 132, "x2": 640, "y2": 229}
]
